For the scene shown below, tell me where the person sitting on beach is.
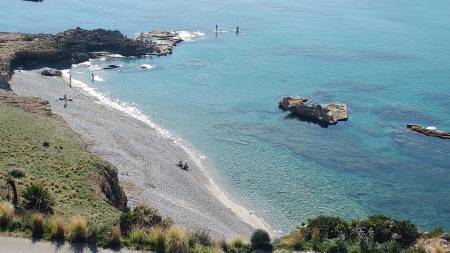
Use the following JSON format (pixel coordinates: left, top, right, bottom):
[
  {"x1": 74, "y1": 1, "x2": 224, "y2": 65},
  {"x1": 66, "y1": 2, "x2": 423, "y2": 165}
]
[
  {"x1": 182, "y1": 162, "x2": 189, "y2": 170},
  {"x1": 176, "y1": 161, "x2": 183, "y2": 167}
]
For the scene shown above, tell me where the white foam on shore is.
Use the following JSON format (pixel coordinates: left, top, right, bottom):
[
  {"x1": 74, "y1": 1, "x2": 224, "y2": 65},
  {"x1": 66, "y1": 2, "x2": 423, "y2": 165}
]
[
  {"x1": 93, "y1": 75, "x2": 105, "y2": 81},
  {"x1": 140, "y1": 64, "x2": 154, "y2": 69},
  {"x1": 61, "y1": 66, "x2": 274, "y2": 236},
  {"x1": 174, "y1": 31, "x2": 206, "y2": 42},
  {"x1": 108, "y1": 54, "x2": 125, "y2": 58}
]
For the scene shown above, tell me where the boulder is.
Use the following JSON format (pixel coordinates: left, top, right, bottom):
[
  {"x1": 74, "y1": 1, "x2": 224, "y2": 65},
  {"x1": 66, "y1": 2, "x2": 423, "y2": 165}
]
[
  {"x1": 407, "y1": 124, "x2": 450, "y2": 139},
  {"x1": 103, "y1": 64, "x2": 121, "y2": 70},
  {"x1": 278, "y1": 96, "x2": 308, "y2": 111},
  {"x1": 279, "y1": 96, "x2": 348, "y2": 126},
  {"x1": 40, "y1": 69, "x2": 62, "y2": 76}
]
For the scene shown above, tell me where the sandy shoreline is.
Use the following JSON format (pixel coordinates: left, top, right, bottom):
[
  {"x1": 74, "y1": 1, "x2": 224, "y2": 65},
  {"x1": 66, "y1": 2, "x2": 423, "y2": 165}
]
[{"x1": 9, "y1": 69, "x2": 272, "y2": 238}]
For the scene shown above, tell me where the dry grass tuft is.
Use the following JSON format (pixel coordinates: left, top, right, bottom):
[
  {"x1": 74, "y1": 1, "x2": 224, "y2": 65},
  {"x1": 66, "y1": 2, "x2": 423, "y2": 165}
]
[
  {"x1": 0, "y1": 201, "x2": 14, "y2": 227},
  {"x1": 166, "y1": 225, "x2": 189, "y2": 253},
  {"x1": 31, "y1": 213, "x2": 44, "y2": 238},
  {"x1": 68, "y1": 215, "x2": 88, "y2": 242}
]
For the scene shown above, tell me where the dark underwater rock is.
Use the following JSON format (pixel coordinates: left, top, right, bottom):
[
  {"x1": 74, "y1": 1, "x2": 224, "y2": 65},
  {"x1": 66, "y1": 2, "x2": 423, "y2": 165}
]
[{"x1": 407, "y1": 124, "x2": 450, "y2": 139}]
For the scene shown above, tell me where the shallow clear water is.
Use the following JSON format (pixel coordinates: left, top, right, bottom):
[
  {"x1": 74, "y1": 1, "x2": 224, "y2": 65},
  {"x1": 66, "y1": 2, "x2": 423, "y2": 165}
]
[{"x1": 3, "y1": 0, "x2": 450, "y2": 232}]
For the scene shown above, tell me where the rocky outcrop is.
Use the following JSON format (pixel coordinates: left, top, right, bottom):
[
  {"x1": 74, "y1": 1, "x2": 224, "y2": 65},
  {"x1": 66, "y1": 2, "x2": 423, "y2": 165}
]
[
  {"x1": 407, "y1": 124, "x2": 450, "y2": 139},
  {"x1": 41, "y1": 69, "x2": 62, "y2": 76},
  {"x1": 96, "y1": 161, "x2": 128, "y2": 210},
  {"x1": 0, "y1": 28, "x2": 157, "y2": 83},
  {"x1": 135, "y1": 31, "x2": 185, "y2": 56},
  {"x1": 279, "y1": 96, "x2": 348, "y2": 127}
]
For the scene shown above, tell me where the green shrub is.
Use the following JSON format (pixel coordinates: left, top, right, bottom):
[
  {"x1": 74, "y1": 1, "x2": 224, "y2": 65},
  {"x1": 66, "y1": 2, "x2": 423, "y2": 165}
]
[
  {"x1": 46, "y1": 216, "x2": 65, "y2": 241},
  {"x1": 308, "y1": 216, "x2": 349, "y2": 240},
  {"x1": 321, "y1": 239, "x2": 348, "y2": 253},
  {"x1": 384, "y1": 240, "x2": 401, "y2": 253},
  {"x1": 8, "y1": 168, "x2": 25, "y2": 178},
  {"x1": 31, "y1": 213, "x2": 44, "y2": 238},
  {"x1": 87, "y1": 224, "x2": 110, "y2": 246},
  {"x1": 6, "y1": 217, "x2": 22, "y2": 231},
  {"x1": 120, "y1": 205, "x2": 163, "y2": 234},
  {"x1": 348, "y1": 216, "x2": 418, "y2": 248},
  {"x1": 21, "y1": 183, "x2": 53, "y2": 213},
  {"x1": 128, "y1": 228, "x2": 148, "y2": 249},
  {"x1": 69, "y1": 216, "x2": 88, "y2": 243},
  {"x1": 394, "y1": 220, "x2": 419, "y2": 247},
  {"x1": 0, "y1": 201, "x2": 14, "y2": 228},
  {"x1": 251, "y1": 229, "x2": 272, "y2": 251},
  {"x1": 148, "y1": 227, "x2": 165, "y2": 253},
  {"x1": 165, "y1": 225, "x2": 189, "y2": 253},
  {"x1": 189, "y1": 228, "x2": 212, "y2": 247},
  {"x1": 228, "y1": 237, "x2": 251, "y2": 253},
  {"x1": 278, "y1": 227, "x2": 306, "y2": 250},
  {"x1": 425, "y1": 227, "x2": 445, "y2": 239}
]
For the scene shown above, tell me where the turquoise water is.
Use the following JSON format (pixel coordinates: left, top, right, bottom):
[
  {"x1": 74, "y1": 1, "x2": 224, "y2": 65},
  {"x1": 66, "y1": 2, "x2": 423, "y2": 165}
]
[{"x1": 3, "y1": 0, "x2": 450, "y2": 232}]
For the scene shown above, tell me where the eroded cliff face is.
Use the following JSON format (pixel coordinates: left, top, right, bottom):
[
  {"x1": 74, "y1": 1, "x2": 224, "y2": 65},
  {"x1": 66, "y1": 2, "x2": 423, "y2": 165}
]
[
  {"x1": 96, "y1": 161, "x2": 128, "y2": 210},
  {"x1": 0, "y1": 28, "x2": 155, "y2": 83}
]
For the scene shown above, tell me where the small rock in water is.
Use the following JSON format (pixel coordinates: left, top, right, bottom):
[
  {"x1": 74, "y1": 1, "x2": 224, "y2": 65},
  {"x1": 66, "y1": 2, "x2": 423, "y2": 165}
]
[
  {"x1": 41, "y1": 69, "x2": 62, "y2": 77},
  {"x1": 279, "y1": 96, "x2": 348, "y2": 127},
  {"x1": 140, "y1": 64, "x2": 153, "y2": 69},
  {"x1": 103, "y1": 64, "x2": 121, "y2": 70},
  {"x1": 407, "y1": 124, "x2": 450, "y2": 139}
]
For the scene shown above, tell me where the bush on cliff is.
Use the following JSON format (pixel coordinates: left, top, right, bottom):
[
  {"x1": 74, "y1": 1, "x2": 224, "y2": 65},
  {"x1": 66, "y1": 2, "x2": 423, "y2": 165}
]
[
  {"x1": 251, "y1": 229, "x2": 272, "y2": 251},
  {"x1": 308, "y1": 216, "x2": 349, "y2": 240},
  {"x1": 165, "y1": 225, "x2": 189, "y2": 253},
  {"x1": 228, "y1": 237, "x2": 251, "y2": 253},
  {"x1": 69, "y1": 215, "x2": 88, "y2": 243},
  {"x1": 148, "y1": 227, "x2": 166, "y2": 253},
  {"x1": 0, "y1": 201, "x2": 14, "y2": 228},
  {"x1": 188, "y1": 228, "x2": 212, "y2": 247},
  {"x1": 46, "y1": 216, "x2": 65, "y2": 241},
  {"x1": 127, "y1": 228, "x2": 148, "y2": 249},
  {"x1": 21, "y1": 183, "x2": 53, "y2": 213},
  {"x1": 349, "y1": 215, "x2": 419, "y2": 247},
  {"x1": 119, "y1": 205, "x2": 169, "y2": 234},
  {"x1": 31, "y1": 213, "x2": 44, "y2": 238}
]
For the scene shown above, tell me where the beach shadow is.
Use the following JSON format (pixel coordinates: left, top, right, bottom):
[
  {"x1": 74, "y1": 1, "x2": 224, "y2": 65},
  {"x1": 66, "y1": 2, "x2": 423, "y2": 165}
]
[
  {"x1": 70, "y1": 242, "x2": 91, "y2": 253},
  {"x1": 0, "y1": 81, "x2": 12, "y2": 91}
]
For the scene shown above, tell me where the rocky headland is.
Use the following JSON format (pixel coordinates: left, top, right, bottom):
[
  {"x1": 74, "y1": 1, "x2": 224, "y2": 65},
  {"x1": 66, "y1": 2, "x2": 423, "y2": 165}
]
[
  {"x1": 0, "y1": 28, "x2": 186, "y2": 86},
  {"x1": 279, "y1": 96, "x2": 348, "y2": 127}
]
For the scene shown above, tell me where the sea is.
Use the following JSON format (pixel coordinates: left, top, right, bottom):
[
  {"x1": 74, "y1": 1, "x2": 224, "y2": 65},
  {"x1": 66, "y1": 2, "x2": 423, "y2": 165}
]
[{"x1": 2, "y1": 0, "x2": 450, "y2": 233}]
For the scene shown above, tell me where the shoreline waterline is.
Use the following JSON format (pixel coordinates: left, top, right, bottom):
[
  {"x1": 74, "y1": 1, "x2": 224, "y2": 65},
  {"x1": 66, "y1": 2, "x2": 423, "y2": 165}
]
[
  {"x1": 11, "y1": 68, "x2": 273, "y2": 237},
  {"x1": 60, "y1": 68, "x2": 274, "y2": 235}
]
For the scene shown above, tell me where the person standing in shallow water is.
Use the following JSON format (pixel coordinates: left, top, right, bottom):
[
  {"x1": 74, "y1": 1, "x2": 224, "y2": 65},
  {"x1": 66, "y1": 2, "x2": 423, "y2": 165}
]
[
  {"x1": 91, "y1": 73, "x2": 94, "y2": 82},
  {"x1": 236, "y1": 26, "x2": 239, "y2": 35}
]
